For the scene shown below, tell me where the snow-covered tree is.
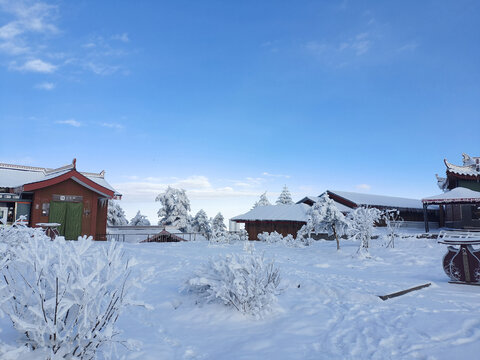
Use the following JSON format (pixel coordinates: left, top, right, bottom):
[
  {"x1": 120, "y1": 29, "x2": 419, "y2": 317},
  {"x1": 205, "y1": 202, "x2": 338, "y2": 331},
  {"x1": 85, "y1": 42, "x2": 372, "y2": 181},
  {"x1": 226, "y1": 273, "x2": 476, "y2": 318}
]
[
  {"x1": 184, "y1": 252, "x2": 280, "y2": 318},
  {"x1": 0, "y1": 224, "x2": 136, "y2": 358},
  {"x1": 347, "y1": 206, "x2": 382, "y2": 255},
  {"x1": 191, "y1": 209, "x2": 211, "y2": 237},
  {"x1": 276, "y1": 186, "x2": 294, "y2": 205},
  {"x1": 382, "y1": 209, "x2": 404, "y2": 248},
  {"x1": 156, "y1": 186, "x2": 191, "y2": 231},
  {"x1": 298, "y1": 193, "x2": 349, "y2": 250},
  {"x1": 107, "y1": 200, "x2": 128, "y2": 226},
  {"x1": 129, "y1": 210, "x2": 151, "y2": 226},
  {"x1": 252, "y1": 192, "x2": 271, "y2": 209},
  {"x1": 211, "y1": 212, "x2": 227, "y2": 237}
]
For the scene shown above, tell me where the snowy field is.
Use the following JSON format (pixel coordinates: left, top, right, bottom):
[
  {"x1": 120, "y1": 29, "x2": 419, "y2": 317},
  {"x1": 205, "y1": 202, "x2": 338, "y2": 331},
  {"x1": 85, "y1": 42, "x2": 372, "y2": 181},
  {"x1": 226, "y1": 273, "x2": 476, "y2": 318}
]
[{"x1": 2, "y1": 234, "x2": 480, "y2": 359}]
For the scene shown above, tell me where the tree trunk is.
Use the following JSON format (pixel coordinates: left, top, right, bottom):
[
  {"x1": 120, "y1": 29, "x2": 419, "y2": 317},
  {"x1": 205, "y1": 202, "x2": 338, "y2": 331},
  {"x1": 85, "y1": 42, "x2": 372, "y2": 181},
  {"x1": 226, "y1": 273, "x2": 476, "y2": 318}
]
[{"x1": 333, "y1": 224, "x2": 340, "y2": 250}]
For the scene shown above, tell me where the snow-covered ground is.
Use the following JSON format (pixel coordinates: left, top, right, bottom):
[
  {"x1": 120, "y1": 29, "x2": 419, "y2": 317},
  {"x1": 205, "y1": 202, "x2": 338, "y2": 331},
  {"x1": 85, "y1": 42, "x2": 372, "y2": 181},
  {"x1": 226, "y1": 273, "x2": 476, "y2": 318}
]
[{"x1": 2, "y1": 233, "x2": 480, "y2": 359}]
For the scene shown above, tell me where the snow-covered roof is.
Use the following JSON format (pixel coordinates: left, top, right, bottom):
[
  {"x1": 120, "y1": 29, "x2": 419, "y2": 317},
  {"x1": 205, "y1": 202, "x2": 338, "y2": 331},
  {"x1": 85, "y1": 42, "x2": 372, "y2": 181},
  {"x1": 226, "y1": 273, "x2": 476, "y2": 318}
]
[
  {"x1": 327, "y1": 190, "x2": 424, "y2": 210},
  {"x1": 422, "y1": 187, "x2": 480, "y2": 204},
  {"x1": 231, "y1": 204, "x2": 310, "y2": 222},
  {"x1": 297, "y1": 196, "x2": 352, "y2": 213},
  {"x1": 0, "y1": 161, "x2": 121, "y2": 196},
  {"x1": 443, "y1": 154, "x2": 480, "y2": 177}
]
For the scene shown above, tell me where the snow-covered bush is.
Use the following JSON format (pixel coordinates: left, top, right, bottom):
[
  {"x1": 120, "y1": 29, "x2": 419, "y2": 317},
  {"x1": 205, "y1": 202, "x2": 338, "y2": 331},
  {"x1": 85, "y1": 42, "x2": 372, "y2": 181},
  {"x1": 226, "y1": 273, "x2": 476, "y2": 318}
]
[
  {"x1": 129, "y1": 210, "x2": 150, "y2": 226},
  {"x1": 209, "y1": 229, "x2": 248, "y2": 244},
  {"x1": 382, "y1": 209, "x2": 404, "y2": 248},
  {"x1": 184, "y1": 253, "x2": 280, "y2": 318},
  {"x1": 258, "y1": 231, "x2": 284, "y2": 243},
  {"x1": 257, "y1": 231, "x2": 311, "y2": 247},
  {"x1": 276, "y1": 186, "x2": 294, "y2": 205},
  {"x1": 297, "y1": 193, "x2": 348, "y2": 250},
  {"x1": 0, "y1": 227, "x2": 135, "y2": 359},
  {"x1": 107, "y1": 200, "x2": 128, "y2": 226},
  {"x1": 252, "y1": 192, "x2": 271, "y2": 208},
  {"x1": 347, "y1": 206, "x2": 382, "y2": 255},
  {"x1": 156, "y1": 186, "x2": 191, "y2": 231}
]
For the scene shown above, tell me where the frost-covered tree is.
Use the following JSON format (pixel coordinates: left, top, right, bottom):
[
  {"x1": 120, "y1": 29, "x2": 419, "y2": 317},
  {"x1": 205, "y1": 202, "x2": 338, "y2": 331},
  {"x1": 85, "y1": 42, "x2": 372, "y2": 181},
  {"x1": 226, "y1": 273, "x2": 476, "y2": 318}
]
[
  {"x1": 107, "y1": 200, "x2": 128, "y2": 226},
  {"x1": 0, "y1": 224, "x2": 136, "y2": 358},
  {"x1": 191, "y1": 209, "x2": 211, "y2": 237},
  {"x1": 211, "y1": 212, "x2": 227, "y2": 238},
  {"x1": 129, "y1": 210, "x2": 151, "y2": 226},
  {"x1": 347, "y1": 206, "x2": 382, "y2": 255},
  {"x1": 276, "y1": 186, "x2": 294, "y2": 205},
  {"x1": 156, "y1": 186, "x2": 191, "y2": 231},
  {"x1": 382, "y1": 209, "x2": 403, "y2": 248},
  {"x1": 252, "y1": 192, "x2": 271, "y2": 209},
  {"x1": 298, "y1": 193, "x2": 349, "y2": 250}
]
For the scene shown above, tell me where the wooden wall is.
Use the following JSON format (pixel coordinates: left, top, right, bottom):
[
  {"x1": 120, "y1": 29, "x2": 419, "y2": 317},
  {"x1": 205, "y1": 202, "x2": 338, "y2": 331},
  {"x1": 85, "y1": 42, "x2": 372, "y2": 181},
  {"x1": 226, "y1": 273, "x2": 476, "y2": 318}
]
[{"x1": 243, "y1": 220, "x2": 306, "y2": 240}]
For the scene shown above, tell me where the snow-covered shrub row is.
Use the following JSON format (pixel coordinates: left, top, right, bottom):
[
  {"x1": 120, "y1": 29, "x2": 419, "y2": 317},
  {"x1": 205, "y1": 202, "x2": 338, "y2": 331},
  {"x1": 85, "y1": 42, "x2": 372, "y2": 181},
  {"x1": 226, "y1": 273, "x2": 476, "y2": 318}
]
[
  {"x1": 184, "y1": 252, "x2": 280, "y2": 318},
  {"x1": 257, "y1": 231, "x2": 312, "y2": 247},
  {"x1": 0, "y1": 223, "x2": 135, "y2": 359},
  {"x1": 209, "y1": 229, "x2": 248, "y2": 244}
]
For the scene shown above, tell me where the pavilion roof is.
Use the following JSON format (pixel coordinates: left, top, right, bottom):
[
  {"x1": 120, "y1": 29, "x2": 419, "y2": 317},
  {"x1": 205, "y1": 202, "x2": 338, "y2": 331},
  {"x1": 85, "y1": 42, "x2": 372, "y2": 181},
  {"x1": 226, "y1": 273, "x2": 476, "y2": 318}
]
[
  {"x1": 444, "y1": 153, "x2": 480, "y2": 178},
  {"x1": 422, "y1": 187, "x2": 480, "y2": 204}
]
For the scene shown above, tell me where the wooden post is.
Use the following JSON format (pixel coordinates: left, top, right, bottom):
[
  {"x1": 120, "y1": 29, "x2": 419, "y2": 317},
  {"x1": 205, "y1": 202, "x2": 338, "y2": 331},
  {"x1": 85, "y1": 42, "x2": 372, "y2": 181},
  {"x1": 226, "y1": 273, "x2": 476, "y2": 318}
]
[{"x1": 423, "y1": 204, "x2": 429, "y2": 233}]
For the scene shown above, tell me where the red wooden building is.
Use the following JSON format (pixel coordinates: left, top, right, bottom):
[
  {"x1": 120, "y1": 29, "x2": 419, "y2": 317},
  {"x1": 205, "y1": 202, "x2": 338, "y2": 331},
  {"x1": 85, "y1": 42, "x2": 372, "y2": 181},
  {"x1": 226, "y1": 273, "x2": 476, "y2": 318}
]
[
  {"x1": 0, "y1": 159, "x2": 121, "y2": 240},
  {"x1": 231, "y1": 204, "x2": 310, "y2": 240}
]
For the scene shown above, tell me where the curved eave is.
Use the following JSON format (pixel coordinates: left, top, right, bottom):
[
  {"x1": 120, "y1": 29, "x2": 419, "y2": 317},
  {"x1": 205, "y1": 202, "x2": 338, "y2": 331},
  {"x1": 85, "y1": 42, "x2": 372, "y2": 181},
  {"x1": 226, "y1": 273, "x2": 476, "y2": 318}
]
[
  {"x1": 444, "y1": 158, "x2": 480, "y2": 179},
  {"x1": 23, "y1": 170, "x2": 115, "y2": 198}
]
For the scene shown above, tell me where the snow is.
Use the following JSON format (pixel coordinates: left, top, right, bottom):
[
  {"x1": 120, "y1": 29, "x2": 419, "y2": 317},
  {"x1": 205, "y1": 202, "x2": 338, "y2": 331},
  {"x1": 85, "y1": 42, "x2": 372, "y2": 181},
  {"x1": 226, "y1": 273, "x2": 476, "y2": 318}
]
[
  {"x1": 2, "y1": 232, "x2": 480, "y2": 359},
  {"x1": 232, "y1": 204, "x2": 310, "y2": 222},
  {"x1": 422, "y1": 187, "x2": 480, "y2": 204},
  {"x1": 0, "y1": 163, "x2": 120, "y2": 196},
  {"x1": 327, "y1": 190, "x2": 424, "y2": 210}
]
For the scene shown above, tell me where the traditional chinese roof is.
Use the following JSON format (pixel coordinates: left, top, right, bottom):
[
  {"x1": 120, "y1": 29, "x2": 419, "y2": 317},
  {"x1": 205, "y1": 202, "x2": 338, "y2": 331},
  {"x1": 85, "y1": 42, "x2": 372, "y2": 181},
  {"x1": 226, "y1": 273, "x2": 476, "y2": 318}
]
[
  {"x1": 0, "y1": 159, "x2": 121, "y2": 198},
  {"x1": 444, "y1": 153, "x2": 480, "y2": 178},
  {"x1": 422, "y1": 187, "x2": 480, "y2": 204}
]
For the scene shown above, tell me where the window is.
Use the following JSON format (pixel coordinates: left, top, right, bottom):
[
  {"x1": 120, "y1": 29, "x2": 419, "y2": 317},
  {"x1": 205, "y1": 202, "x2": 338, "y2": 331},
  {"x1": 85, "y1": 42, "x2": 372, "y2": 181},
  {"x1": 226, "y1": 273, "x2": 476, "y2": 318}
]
[{"x1": 472, "y1": 205, "x2": 480, "y2": 220}]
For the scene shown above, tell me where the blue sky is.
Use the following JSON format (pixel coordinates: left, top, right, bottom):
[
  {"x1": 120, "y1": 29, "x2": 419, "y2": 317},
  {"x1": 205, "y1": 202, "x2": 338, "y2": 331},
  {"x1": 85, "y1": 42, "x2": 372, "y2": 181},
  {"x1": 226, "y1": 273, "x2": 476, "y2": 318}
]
[{"x1": 1, "y1": 0, "x2": 480, "y2": 223}]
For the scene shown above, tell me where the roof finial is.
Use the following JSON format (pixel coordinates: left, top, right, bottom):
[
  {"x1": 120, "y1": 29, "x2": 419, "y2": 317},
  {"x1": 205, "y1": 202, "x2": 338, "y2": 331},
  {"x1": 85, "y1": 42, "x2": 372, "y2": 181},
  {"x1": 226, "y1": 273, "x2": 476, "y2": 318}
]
[{"x1": 72, "y1": 158, "x2": 76, "y2": 169}]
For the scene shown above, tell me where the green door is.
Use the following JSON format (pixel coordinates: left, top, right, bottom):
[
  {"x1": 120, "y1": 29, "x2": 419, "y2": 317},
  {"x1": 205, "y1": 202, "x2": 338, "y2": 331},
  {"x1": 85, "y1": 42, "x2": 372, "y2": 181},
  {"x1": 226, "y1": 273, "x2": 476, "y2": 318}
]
[
  {"x1": 64, "y1": 202, "x2": 83, "y2": 240},
  {"x1": 49, "y1": 201, "x2": 67, "y2": 236},
  {"x1": 49, "y1": 201, "x2": 83, "y2": 240}
]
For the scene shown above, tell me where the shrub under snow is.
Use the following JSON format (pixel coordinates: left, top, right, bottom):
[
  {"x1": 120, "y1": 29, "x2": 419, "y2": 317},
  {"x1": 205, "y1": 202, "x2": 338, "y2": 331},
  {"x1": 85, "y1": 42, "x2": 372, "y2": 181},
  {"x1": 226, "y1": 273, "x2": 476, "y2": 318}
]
[
  {"x1": 257, "y1": 231, "x2": 312, "y2": 247},
  {"x1": 184, "y1": 253, "x2": 281, "y2": 318},
  {"x1": 0, "y1": 224, "x2": 135, "y2": 359}
]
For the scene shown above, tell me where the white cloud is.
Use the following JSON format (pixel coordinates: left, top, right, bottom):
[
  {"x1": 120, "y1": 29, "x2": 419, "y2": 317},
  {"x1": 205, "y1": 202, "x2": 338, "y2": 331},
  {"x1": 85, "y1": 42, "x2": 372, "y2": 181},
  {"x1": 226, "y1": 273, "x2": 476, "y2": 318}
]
[
  {"x1": 14, "y1": 58, "x2": 57, "y2": 73},
  {"x1": 397, "y1": 41, "x2": 419, "y2": 52},
  {"x1": 355, "y1": 184, "x2": 371, "y2": 191},
  {"x1": 85, "y1": 62, "x2": 120, "y2": 75},
  {"x1": 113, "y1": 175, "x2": 261, "y2": 203},
  {"x1": 111, "y1": 33, "x2": 129, "y2": 43},
  {"x1": 0, "y1": 1, "x2": 58, "y2": 60},
  {"x1": 262, "y1": 172, "x2": 291, "y2": 179},
  {"x1": 35, "y1": 81, "x2": 55, "y2": 90},
  {"x1": 56, "y1": 119, "x2": 81, "y2": 127},
  {"x1": 101, "y1": 122, "x2": 124, "y2": 130}
]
